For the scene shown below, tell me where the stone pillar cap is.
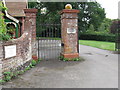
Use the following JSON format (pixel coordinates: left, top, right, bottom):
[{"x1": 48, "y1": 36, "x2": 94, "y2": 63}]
[
  {"x1": 24, "y1": 9, "x2": 38, "y2": 13},
  {"x1": 60, "y1": 9, "x2": 80, "y2": 15}
]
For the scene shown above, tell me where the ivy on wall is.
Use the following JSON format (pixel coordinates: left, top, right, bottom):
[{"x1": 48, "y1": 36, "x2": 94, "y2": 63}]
[{"x1": 0, "y1": 1, "x2": 10, "y2": 41}]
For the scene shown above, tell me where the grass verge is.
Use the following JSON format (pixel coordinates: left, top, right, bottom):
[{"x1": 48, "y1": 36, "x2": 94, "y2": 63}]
[{"x1": 79, "y1": 40, "x2": 115, "y2": 51}]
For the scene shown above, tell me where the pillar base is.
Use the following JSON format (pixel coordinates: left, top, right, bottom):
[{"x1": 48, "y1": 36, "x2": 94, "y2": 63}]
[
  {"x1": 32, "y1": 55, "x2": 38, "y2": 60},
  {"x1": 61, "y1": 53, "x2": 79, "y2": 59}
]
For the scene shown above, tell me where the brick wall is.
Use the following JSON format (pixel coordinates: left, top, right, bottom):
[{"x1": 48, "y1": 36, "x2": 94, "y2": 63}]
[
  {"x1": 0, "y1": 31, "x2": 32, "y2": 79},
  {"x1": 0, "y1": 9, "x2": 38, "y2": 79}
]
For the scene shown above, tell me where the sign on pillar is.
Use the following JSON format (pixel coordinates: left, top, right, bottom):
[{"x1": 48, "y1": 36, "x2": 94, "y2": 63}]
[{"x1": 60, "y1": 4, "x2": 80, "y2": 59}]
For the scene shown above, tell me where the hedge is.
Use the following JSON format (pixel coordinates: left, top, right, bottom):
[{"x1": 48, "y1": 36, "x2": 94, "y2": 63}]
[{"x1": 79, "y1": 33, "x2": 116, "y2": 42}]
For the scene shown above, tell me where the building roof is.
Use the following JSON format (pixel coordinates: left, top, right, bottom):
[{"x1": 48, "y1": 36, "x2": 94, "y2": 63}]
[{"x1": 5, "y1": 1, "x2": 27, "y2": 17}]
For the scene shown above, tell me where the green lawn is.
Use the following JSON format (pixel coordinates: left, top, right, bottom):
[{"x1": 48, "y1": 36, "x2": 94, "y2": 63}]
[
  {"x1": 37, "y1": 37, "x2": 115, "y2": 51},
  {"x1": 79, "y1": 40, "x2": 115, "y2": 51}
]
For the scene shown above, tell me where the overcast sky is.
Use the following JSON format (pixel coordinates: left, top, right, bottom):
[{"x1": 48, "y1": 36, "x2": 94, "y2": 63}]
[{"x1": 96, "y1": 0, "x2": 119, "y2": 19}]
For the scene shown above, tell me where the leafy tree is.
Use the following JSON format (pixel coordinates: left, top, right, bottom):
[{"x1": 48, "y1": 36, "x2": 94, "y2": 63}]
[
  {"x1": 98, "y1": 23, "x2": 105, "y2": 32},
  {"x1": 86, "y1": 24, "x2": 95, "y2": 33},
  {"x1": 78, "y1": 2, "x2": 106, "y2": 32},
  {"x1": 28, "y1": 2, "x2": 106, "y2": 33},
  {"x1": 110, "y1": 19, "x2": 120, "y2": 34},
  {"x1": 98, "y1": 18, "x2": 112, "y2": 33}
]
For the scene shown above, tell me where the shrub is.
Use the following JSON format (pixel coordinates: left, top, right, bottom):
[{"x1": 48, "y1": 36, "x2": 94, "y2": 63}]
[
  {"x1": 3, "y1": 72, "x2": 12, "y2": 82},
  {"x1": 31, "y1": 60, "x2": 37, "y2": 66},
  {"x1": 79, "y1": 33, "x2": 116, "y2": 42},
  {"x1": 87, "y1": 24, "x2": 95, "y2": 33},
  {"x1": 110, "y1": 19, "x2": 120, "y2": 34}
]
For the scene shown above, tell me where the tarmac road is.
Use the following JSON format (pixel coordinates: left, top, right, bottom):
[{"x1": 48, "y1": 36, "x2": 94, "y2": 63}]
[{"x1": 2, "y1": 45, "x2": 118, "y2": 88}]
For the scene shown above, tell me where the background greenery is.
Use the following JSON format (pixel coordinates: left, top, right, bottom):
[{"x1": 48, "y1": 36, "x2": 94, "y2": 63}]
[
  {"x1": 79, "y1": 40, "x2": 115, "y2": 51},
  {"x1": 28, "y1": 2, "x2": 106, "y2": 32},
  {"x1": 1, "y1": 1, "x2": 119, "y2": 43},
  {"x1": 28, "y1": 1, "x2": 119, "y2": 43}
]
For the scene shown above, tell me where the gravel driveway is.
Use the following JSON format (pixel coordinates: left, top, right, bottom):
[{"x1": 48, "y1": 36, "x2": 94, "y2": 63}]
[{"x1": 2, "y1": 45, "x2": 118, "y2": 88}]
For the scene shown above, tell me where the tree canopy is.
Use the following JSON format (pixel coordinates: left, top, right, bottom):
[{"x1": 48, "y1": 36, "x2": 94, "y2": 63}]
[{"x1": 28, "y1": 2, "x2": 106, "y2": 32}]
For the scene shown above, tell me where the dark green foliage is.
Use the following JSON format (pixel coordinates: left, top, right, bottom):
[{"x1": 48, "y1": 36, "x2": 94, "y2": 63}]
[
  {"x1": 98, "y1": 18, "x2": 112, "y2": 32},
  {"x1": 59, "y1": 56, "x2": 81, "y2": 61},
  {"x1": 86, "y1": 24, "x2": 95, "y2": 33},
  {"x1": 3, "y1": 72, "x2": 12, "y2": 81},
  {"x1": 79, "y1": 33, "x2": 116, "y2": 42},
  {"x1": 24, "y1": 66, "x2": 31, "y2": 71},
  {"x1": 59, "y1": 56, "x2": 64, "y2": 60},
  {"x1": 0, "y1": 79, "x2": 5, "y2": 84},
  {"x1": 31, "y1": 60, "x2": 37, "y2": 66},
  {"x1": 28, "y1": 2, "x2": 106, "y2": 33},
  {"x1": 78, "y1": 2, "x2": 105, "y2": 32},
  {"x1": 63, "y1": 58, "x2": 69, "y2": 62},
  {"x1": 110, "y1": 19, "x2": 120, "y2": 34},
  {"x1": 73, "y1": 58, "x2": 81, "y2": 61}
]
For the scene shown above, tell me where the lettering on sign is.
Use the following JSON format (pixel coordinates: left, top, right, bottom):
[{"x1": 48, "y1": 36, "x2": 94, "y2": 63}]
[
  {"x1": 67, "y1": 28, "x2": 76, "y2": 34},
  {"x1": 4, "y1": 45, "x2": 17, "y2": 59}
]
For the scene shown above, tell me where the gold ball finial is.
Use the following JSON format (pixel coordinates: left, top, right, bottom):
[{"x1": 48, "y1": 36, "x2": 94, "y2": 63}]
[{"x1": 65, "y1": 4, "x2": 72, "y2": 9}]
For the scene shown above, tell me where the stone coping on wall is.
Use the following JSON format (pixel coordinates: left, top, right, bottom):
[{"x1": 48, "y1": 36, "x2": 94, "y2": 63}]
[
  {"x1": 2, "y1": 32, "x2": 29, "y2": 45},
  {"x1": 60, "y1": 9, "x2": 80, "y2": 15}
]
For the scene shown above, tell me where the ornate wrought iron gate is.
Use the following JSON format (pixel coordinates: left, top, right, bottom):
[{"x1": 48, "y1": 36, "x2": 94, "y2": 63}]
[{"x1": 37, "y1": 22, "x2": 61, "y2": 60}]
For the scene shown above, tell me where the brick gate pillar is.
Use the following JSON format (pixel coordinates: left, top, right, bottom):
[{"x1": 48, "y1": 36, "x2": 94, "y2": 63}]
[
  {"x1": 24, "y1": 9, "x2": 38, "y2": 60},
  {"x1": 60, "y1": 9, "x2": 80, "y2": 59}
]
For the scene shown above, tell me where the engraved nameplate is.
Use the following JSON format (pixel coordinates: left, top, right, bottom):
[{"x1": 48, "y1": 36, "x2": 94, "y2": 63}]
[
  {"x1": 67, "y1": 28, "x2": 76, "y2": 34},
  {"x1": 4, "y1": 45, "x2": 16, "y2": 58}
]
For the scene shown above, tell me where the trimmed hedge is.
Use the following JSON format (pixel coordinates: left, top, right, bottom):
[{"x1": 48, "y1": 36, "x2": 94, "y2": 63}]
[{"x1": 79, "y1": 33, "x2": 116, "y2": 42}]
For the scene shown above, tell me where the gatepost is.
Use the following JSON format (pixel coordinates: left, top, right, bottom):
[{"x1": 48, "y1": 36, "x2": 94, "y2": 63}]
[
  {"x1": 24, "y1": 9, "x2": 38, "y2": 60},
  {"x1": 60, "y1": 7, "x2": 80, "y2": 59}
]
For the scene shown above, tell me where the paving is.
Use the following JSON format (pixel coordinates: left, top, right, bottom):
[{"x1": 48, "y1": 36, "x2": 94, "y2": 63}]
[{"x1": 2, "y1": 45, "x2": 118, "y2": 88}]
